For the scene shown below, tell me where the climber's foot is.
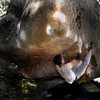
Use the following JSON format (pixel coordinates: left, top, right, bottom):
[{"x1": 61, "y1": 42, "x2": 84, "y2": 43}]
[{"x1": 88, "y1": 41, "x2": 94, "y2": 51}]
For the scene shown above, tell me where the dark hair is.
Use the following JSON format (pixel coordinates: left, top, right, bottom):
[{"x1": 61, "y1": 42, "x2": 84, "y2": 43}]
[{"x1": 53, "y1": 54, "x2": 62, "y2": 66}]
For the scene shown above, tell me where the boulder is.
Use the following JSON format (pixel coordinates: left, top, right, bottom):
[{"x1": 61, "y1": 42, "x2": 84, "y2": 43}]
[{"x1": 0, "y1": 0, "x2": 100, "y2": 79}]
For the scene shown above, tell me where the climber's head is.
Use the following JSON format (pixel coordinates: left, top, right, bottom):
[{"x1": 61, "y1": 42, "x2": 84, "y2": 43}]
[{"x1": 53, "y1": 54, "x2": 65, "y2": 66}]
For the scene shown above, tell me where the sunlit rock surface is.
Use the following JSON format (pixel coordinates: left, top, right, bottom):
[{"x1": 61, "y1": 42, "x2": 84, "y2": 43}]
[{"x1": 0, "y1": 0, "x2": 100, "y2": 79}]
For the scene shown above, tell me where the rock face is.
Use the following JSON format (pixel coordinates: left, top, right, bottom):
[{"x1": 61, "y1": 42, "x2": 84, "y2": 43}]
[{"x1": 0, "y1": 0, "x2": 100, "y2": 79}]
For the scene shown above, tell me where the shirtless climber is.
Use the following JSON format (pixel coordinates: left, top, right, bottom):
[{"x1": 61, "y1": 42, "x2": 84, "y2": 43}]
[{"x1": 46, "y1": 40, "x2": 93, "y2": 100}]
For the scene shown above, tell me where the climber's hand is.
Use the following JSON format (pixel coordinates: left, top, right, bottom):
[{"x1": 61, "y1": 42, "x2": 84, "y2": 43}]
[{"x1": 77, "y1": 36, "x2": 83, "y2": 48}]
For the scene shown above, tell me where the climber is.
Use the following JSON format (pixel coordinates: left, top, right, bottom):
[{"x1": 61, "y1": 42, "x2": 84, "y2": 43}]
[
  {"x1": 46, "y1": 40, "x2": 93, "y2": 100},
  {"x1": 53, "y1": 40, "x2": 93, "y2": 84}
]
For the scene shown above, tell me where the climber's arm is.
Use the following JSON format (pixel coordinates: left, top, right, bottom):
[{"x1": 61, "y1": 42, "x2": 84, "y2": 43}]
[{"x1": 71, "y1": 53, "x2": 82, "y2": 67}]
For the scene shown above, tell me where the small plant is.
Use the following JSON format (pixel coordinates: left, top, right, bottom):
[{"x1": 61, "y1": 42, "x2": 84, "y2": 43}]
[{"x1": 21, "y1": 78, "x2": 37, "y2": 94}]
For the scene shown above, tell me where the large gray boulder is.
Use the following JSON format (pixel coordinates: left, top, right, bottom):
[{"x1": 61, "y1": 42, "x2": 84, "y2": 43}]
[{"x1": 0, "y1": 0, "x2": 100, "y2": 79}]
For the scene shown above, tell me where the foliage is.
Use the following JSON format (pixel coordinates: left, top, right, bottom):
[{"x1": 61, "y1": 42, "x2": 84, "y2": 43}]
[
  {"x1": 0, "y1": 0, "x2": 10, "y2": 16},
  {"x1": 97, "y1": 0, "x2": 100, "y2": 4},
  {"x1": 0, "y1": 59, "x2": 7, "y2": 69},
  {"x1": 0, "y1": 59, "x2": 18, "y2": 70},
  {"x1": 21, "y1": 78, "x2": 37, "y2": 94},
  {"x1": 0, "y1": 81, "x2": 7, "y2": 94},
  {"x1": 0, "y1": 59, "x2": 18, "y2": 95}
]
